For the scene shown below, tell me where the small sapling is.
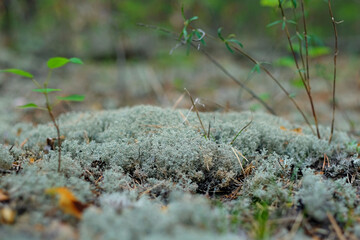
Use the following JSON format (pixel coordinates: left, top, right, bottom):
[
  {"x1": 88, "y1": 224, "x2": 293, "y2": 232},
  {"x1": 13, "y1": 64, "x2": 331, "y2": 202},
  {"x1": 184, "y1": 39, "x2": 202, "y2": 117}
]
[{"x1": 0, "y1": 57, "x2": 85, "y2": 172}]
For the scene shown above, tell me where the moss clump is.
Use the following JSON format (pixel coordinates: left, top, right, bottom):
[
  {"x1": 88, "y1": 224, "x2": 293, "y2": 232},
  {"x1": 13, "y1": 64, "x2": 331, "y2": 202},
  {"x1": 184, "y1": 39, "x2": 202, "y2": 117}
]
[
  {"x1": 0, "y1": 144, "x2": 13, "y2": 170},
  {"x1": 0, "y1": 105, "x2": 359, "y2": 239},
  {"x1": 80, "y1": 192, "x2": 239, "y2": 240}
]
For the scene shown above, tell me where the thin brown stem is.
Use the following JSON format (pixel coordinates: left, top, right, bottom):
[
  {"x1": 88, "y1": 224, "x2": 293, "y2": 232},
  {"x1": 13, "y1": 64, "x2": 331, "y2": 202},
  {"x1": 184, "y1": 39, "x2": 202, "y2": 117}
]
[
  {"x1": 279, "y1": 4, "x2": 307, "y2": 88},
  {"x1": 279, "y1": 1, "x2": 321, "y2": 139},
  {"x1": 196, "y1": 45, "x2": 276, "y2": 115},
  {"x1": 137, "y1": 23, "x2": 277, "y2": 115},
  {"x1": 292, "y1": 8, "x2": 306, "y2": 73},
  {"x1": 231, "y1": 45, "x2": 315, "y2": 135},
  {"x1": 300, "y1": 0, "x2": 310, "y2": 84},
  {"x1": 184, "y1": 88, "x2": 207, "y2": 137},
  {"x1": 44, "y1": 92, "x2": 62, "y2": 172},
  {"x1": 328, "y1": 0, "x2": 338, "y2": 143}
]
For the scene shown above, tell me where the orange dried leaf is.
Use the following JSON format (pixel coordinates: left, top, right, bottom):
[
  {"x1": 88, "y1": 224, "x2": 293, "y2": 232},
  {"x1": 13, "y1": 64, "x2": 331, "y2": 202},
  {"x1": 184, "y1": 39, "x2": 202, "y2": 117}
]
[
  {"x1": 46, "y1": 187, "x2": 87, "y2": 219},
  {"x1": 29, "y1": 157, "x2": 35, "y2": 164},
  {"x1": 280, "y1": 126, "x2": 287, "y2": 131},
  {"x1": 291, "y1": 128, "x2": 303, "y2": 134},
  {"x1": 0, "y1": 190, "x2": 9, "y2": 202}
]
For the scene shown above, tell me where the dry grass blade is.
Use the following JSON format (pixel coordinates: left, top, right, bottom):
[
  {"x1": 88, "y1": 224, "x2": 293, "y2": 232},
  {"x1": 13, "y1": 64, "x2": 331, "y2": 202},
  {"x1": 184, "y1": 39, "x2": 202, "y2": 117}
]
[
  {"x1": 172, "y1": 93, "x2": 185, "y2": 109},
  {"x1": 231, "y1": 147, "x2": 246, "y2": 176},
  {"x1": 184, "y1": 88, "x2": 207, "y2": 137},
  {"x1": 327, "y1": 212, "x2": 346, "y2": 240}
]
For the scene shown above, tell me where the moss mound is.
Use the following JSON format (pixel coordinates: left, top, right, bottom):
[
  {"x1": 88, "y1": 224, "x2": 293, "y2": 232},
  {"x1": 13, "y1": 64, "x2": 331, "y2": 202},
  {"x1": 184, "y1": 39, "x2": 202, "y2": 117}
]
[{"x1": 0, "y1": 105, "x2": 359, "y2": 239}]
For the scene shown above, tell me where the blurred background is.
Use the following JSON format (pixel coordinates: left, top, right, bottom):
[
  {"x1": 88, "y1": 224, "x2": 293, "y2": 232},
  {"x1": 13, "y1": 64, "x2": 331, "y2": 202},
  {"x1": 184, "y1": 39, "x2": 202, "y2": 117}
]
[{"x1": 0, "y1": 0, "x2": 359, "y2": 134}]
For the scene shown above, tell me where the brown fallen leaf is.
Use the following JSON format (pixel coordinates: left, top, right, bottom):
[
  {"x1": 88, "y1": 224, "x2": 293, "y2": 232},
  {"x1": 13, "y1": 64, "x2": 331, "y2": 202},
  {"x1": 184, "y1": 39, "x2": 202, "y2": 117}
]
[
  {"x1": 291, "y1": 128, "x2": 303, "y2": 134},
  {"x1": 280, "y1": 126, "x2": 303, "y2": 134},
  {"x1": 46, "y1": 187, "x2": 88, "y2": 219},
  {"x1": 0, "y1": 189, "x2": 9, "y2": 202}
]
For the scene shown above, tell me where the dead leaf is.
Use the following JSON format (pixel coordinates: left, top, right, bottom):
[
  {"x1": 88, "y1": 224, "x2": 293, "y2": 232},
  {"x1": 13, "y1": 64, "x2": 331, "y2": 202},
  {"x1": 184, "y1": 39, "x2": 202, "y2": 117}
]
[
  {"x1": 280, "y1": 126, "x2": 302, "y2": 134},
  {"x1": 0, "y1": 207, "x2": 16, "y2": 224},
  {"x1": 46, "y1": 187, "x2": 88, "y2": 219},
  {"x1": 291, "y1": 128, "x2": 303, "y2": 134},
  {"x1": 0, "y1": 190, "x2": 9, "y2": 202}
]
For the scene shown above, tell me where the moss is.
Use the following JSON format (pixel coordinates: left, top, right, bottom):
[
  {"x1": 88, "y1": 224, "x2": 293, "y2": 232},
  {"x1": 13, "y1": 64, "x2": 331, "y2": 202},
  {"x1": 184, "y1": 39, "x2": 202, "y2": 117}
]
[
  {"x1": 0, "y1": 105, "x2": 358, "y2": 239},
  {"x1": 0, "y1": 144, "x2": 13, "y2": 169},
  {"x1": 80, "y1": 192, "x2": 239, "y2": 240},
  {"x1": 297, "y1": 169, "x2": 357, "y2": 222}
]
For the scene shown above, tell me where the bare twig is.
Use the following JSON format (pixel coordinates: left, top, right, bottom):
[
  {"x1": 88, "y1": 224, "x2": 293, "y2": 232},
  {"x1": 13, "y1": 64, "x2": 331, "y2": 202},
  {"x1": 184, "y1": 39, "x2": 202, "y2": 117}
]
[
  {"x1": 300, "y1": 0, "x2": 310, "y2": 84},
  {"x1": 137, "y1": 23, "x2": 277, "y2": 115},
  {"x1": 231, "y1": 45, "x2": 315, "y2": 135},
  {"x1": 279, "y1": 0, "x2": 321, "y2": 139},
  {"x1": 196, "y1": 47, "x2": 276, "y2": 115},
  {"x1": 327, "y1": 212, "x2": 346, "y2": 240},
  {"x1": 328, "y1": 0, "x2": 338, "y2": 143},
  {"x1": 138, "y1": 22, "x2": 316, "y2": 134},
  {"x1": 184, "y1": 88, "x2": 207, "y2": 137}
]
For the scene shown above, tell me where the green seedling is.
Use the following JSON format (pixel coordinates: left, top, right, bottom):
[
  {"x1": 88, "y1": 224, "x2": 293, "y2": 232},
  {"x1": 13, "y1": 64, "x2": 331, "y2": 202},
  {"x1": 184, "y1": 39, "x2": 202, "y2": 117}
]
[{"x1": 0, "y1": 57, "x2": 85, "y2": 172}]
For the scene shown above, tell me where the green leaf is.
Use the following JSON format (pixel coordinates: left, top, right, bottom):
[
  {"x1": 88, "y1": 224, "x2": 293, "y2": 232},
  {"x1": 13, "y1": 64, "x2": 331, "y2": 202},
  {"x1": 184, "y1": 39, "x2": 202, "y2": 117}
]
[
  {"x1": 282, "y1": 20, "x2": 286, "y2": 30},
  {"x1": 275, "y1": 56, "x2": 294, "y2": 67},
  {"x1": 189, "y1": 16, "x2": 198, "y2": 22},
  {"x1": 259, "y1": 93, "x2": 270, "y2": 101},
  {"x1": 194, "y1": 30, "x2": 206, "y2": 46},
  {"x1": 227, "y1": 39, "x2": 243, "y2": 48},
  {"x1": 296, "y1": 32, "x2": 303, "y2": 40},
  {"x1": 289, "y1": 93, "x2": 297, "y2": 98},
  {"x1": 250, "y1": 103, "x2": 261, "y2": 111},
  {"x1": 217, "y1": 28, "x2": 225, "y2": 41},
  {"x1": 308, "y1": 46, "x2": 331, "y2": 57},
  {"x1": 57, "y1": 94, "x2": 85, "y2": 102},
  {"x1": 291, "y1": 79, "x2": 305, "y2": 88},
  {"x1": 291, "y1": 0, "x2": 297, "y2": 8},
  {"x1": 0, "y1": 69, "x2": 34, "y2": 78},
  {"x1": 69, "y1": 58, "x2": 84, "y2": 65},
  {"x1": 251, "y1": 64, "x2": 261, "y2": 74},
  {"x1": 260, "y1": 0, "x2": 293, "y2": 8},
  {"x1": 32, "y1": 88, "x2": 62, "y2": 93},
  {"x1": 260, "y1": 0, "x2": 279, "y2": 7},
  {"x1": 225, "y1": 43, "x2": 234, "y2": 53},
  {"x1": 286, "y1": 20, "x2": 297, "y2": 25},
  {"x1": 181, "y1": 5, "x2": 186, "y2": 20},
  {"x1": 17, "y1": 103, "x2": 38, "y2": 109},
  {"x1": 266, "y1": 20, "x2": 282, "y2": 28},
  {"x1": 182, "y1": 26, "x2": 188, "y2": 40},
  {"x1": 47, "y1": 57, "x2": 70, "y2": 69}
]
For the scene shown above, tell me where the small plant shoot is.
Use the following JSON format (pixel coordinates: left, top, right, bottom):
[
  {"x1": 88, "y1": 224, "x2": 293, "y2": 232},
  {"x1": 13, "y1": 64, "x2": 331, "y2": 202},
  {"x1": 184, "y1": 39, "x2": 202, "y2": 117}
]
[{"x1": 0, "y1": 57, "x2": 85, "y2": 172}]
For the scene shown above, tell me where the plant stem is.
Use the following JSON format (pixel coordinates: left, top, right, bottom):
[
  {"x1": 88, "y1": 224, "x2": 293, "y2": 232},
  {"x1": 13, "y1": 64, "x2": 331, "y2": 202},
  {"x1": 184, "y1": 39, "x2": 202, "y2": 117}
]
[
  {"x1": 231, "y1": 45, "x2": 316, "y2": 135},
  {"x1": 184, "y1": 88, "x2": 207, "y2": 137},
  {"x1": 44, "y1": 91, "x2": 61, "y2": 172},
  {"x1": 278, "y1": 3, "x2": 307, "y2": 86},
  {"x1": 195, "y1": 45, "x2": 277, "y2": 115},
  {"x1": 328, "y1": 0, "x2": 338, "y2": 143},
  {"x1": 292, "y1": 8, "x2": 306, "y2": 74},
  {"x1": 279, "y1": 0, "x2": 321, "y2": 139},
  {"x1": 137, "y1": 23, "x2": 276, "y2": 115},
  {"x1": 300, "y1": 0, "x2": 310, "y2": 84}
]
